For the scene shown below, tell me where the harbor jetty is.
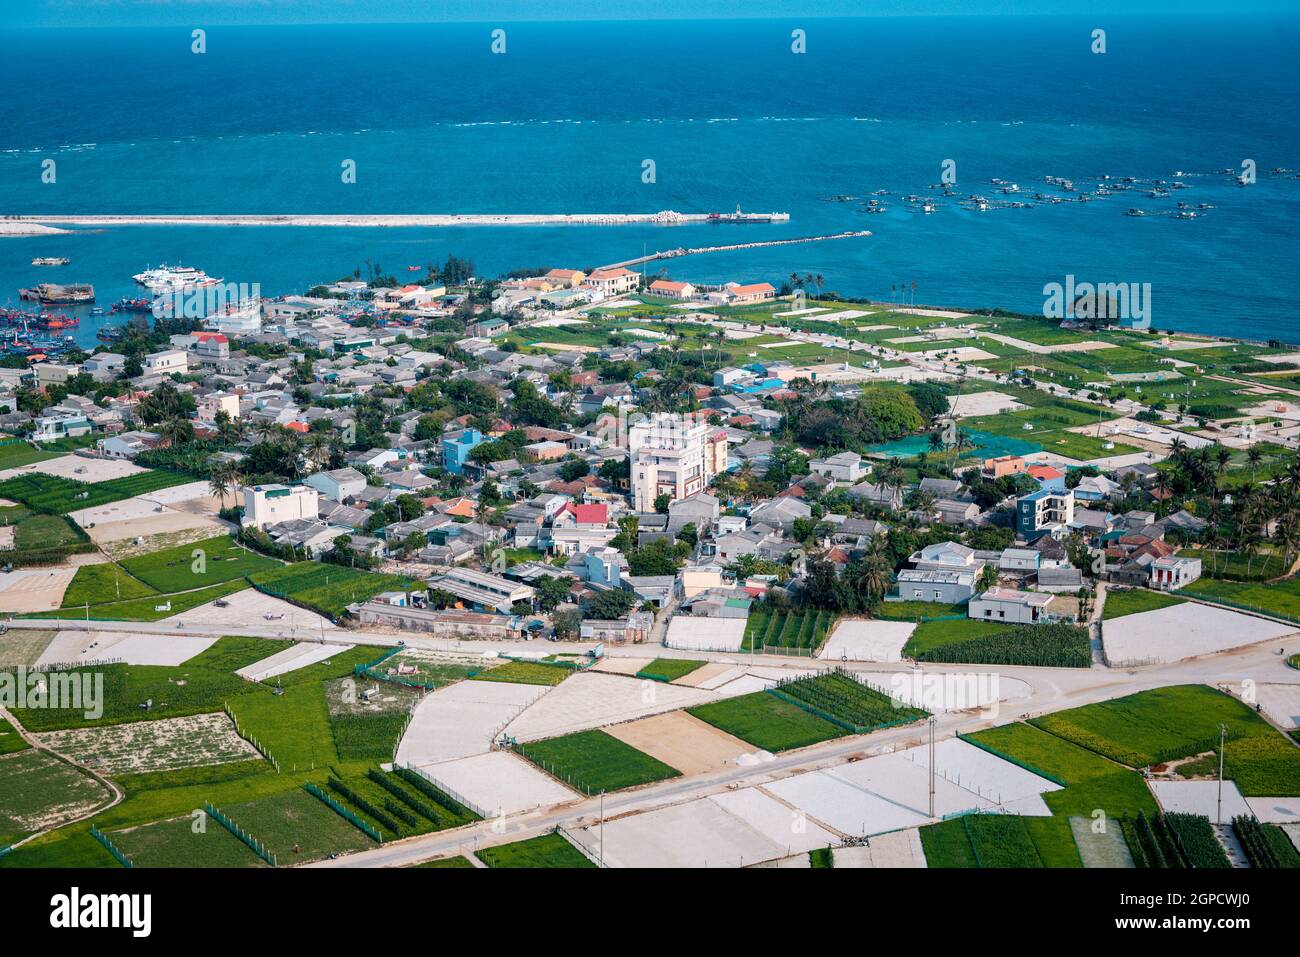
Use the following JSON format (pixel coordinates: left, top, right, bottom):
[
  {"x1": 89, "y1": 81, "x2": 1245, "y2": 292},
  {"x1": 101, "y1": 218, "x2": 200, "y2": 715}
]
[
  {"x1": 600, "y1": 229, "x2": 872, "y2": 269},
  {"x1": 4, "y1": 209, "x2": 790, "y2": 229}
]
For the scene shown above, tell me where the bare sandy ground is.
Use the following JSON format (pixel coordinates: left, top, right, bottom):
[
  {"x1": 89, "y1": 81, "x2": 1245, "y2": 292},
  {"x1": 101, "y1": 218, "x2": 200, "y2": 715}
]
[
  {"x1": 0, "y1": 567, "x2": 80, "y2": 612},
  {"x1": 606, "y1": 711, "x2": 752, "y2": 776},
  {"x1": 532, "y1": 342, "x2": 598, "y2": 353},
  {"x1": 3, "y1": 455, "x2": 150, "y2": 484},
  {"x1": 35, "y1": 630, "x2": 219, "y2": 667},
  {"x1": 163, "y1": 587, "x2": 332, "y2": 633},
  {"x1": 947, "y1": 390, "x2": 1027, "y2": 418}
]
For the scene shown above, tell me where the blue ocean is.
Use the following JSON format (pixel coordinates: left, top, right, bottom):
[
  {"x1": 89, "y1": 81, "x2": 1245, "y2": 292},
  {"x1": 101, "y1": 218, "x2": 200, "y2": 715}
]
[{"x1": 1, "y1": 16, "x2": 1298, "y2": 346}]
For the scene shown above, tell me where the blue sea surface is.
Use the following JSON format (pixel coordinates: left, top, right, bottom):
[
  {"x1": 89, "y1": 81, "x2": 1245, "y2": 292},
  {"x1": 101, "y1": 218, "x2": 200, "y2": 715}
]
[{"x1": 1, "y1": 16, "x2": 1297, "y2": 346}]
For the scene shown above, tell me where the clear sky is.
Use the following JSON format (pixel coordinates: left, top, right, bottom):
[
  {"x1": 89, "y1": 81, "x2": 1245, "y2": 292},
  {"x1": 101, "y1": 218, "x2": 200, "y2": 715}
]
[{"x1": 0, "y1": 0, "x2": 1290, "y2": 29}]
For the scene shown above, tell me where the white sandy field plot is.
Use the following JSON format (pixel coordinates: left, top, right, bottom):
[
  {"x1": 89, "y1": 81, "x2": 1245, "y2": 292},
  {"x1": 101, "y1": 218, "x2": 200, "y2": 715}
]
[
  {"x1": 418, "y1": 751, "x2": 576, "y2": 817},
  {"x1": 895, "y1": 308, "x2": 971, "y2": 319},
  {"x1": 396, "y1": 679, "x2": 550, "y2": 767},
  {"x1": 1245, "y1": 797, "x2": 1300, "y2": 824},
  {"x1": 589, "y1": 656, "x2": 646, "y2": 676},
  {"x1": 0, "y1": 454, "x2": 149, "y2": 484},
  {"x1": 919, "y1": 346, "x2": 997, "y2": 363},
  {"x1": 1102, "y1": 602, "x2": 1296, "y2": 664},
  {"x1": 570, "y1": 789, "x2": 837, "y2": 868},
  {"x1": 530, "y1": 316, "x2": 588, "y2": 328},
  {"x1": 672, "y1": 660, "x2": 743, "y2": 687},
  {"x1": 70, "y1": 492, "x2": 225, "y2": 543},
  {"x1": 765, "y1": 739, "x2": 1059, "y2": 838},
  {"x1": 1150, "y1": 780, "x2": 1253, "y2": 821},
  {"x1": 1253, "y1": 682, "x2": 1300, "y2": 730},
  {"x1": 833, "y1": 830, "x2": 927, "y2": 868},
  {"x1": 947, "y1": 390, "x2": 1028, "y2": 418},
  {"x1": 0, "y1": 567, "x2": 79, "y2": 612},
  {"x1": 819, "y1": 619, "x2": 916, "y2": 662},
  {"x1": 34, "y1": 712, "x2": 261, "y2": 775},
  {"x1": 605, "y1": 710, "x2": 754, "y2": 775},
  {"x1": 502, "y1": 672, "x2": 718, "y2": 743},
  {"x1": 663, "y1": 615, "x2": 746, "y2": 652},
  {"x1": 162, "y1": 587, "x2": 333, "y2": 632},
  {"x1": 34, "y1": 630, "x2": 219, "y2": 667},
  {"x1": 235, "y1": 641, "x2": 355, "y2": 682}
]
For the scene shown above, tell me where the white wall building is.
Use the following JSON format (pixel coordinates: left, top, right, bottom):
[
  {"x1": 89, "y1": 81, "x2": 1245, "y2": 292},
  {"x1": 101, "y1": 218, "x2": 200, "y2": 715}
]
[
  {"x1": 144, "y1": 349, "x2": 189, "y2": 376},
  {"x1": 629, "y1": 414, "x2": 728, "y2": 512},
  {"x1": 242, "y1": 483, "x2": 319, "y2": 530}
]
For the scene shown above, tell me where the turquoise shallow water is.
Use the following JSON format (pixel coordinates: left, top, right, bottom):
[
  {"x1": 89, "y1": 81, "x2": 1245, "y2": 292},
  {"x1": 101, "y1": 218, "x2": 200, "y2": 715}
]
[
  {"x1": 1, "y1": 16, "x2": 1298, "y2": 346},
  {"x1": 866, "y1": 430, "x2": 1043, "y2": 460}
]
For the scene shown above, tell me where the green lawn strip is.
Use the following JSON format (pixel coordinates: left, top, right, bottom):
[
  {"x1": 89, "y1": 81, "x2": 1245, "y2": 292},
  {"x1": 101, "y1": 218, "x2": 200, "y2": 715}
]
[
  {"x1": 688, "y1": 691, "x2": 847, "y2": 752},
  {"x1": 60, "y1": 562, "x2": 158, "y2": 608},
  {"x1": 635, "y1": 658, "x2": 706, "y2": 682},
  {"x1": 0, "y1": 442, "x2": 62, "y2": 469},
  {"x1": 13, "y1": 513, "x2": 86, "y2": 550},
  {"x1": 515, "y1": 729, "x2": 680, "y2": 794},
  {"x1": 877, "y1": 601, "x2": 968, "y2": 621},
  {"x1": 1101, "y1": 588, "x2": 1186, "y2": 621},
  {"x1": 26, "y1": 578, "x2": 248, "y2": 622},
  {"x1": 0, "y1": 628, "x2": 55, "y2": 668},
  {"x1": 108, "y1": 814, "x2": 268, "y2": 868},
  {"x1": 248, "y1": 562, "x2": 420, "y2": 619},
  {"x1": 0, "y1": 717, "x2": 29, "y2": 755},
  {"x1": 918, "y1": 817, "x2": 978, "y2": 867},
  {"x1": 226, "y1": 682, "x2": 338, "y2": 772},
  {"x1": 1030, "y1": 684, "x2": 1300, "y2": 794},
  {"x1": 962, "y1": 813, "x2": 1044, "y2": 867},
  {"x1": 909, "y1": 620, "x2": 1091, "y2": 668},
  {"x1": 120, "y1": 534, "x2": 281, "y2": 591},
  {"x1": 0, "y1": 824, "x2": 121, "y2": 868},
  {"x1": 471, "y1": 660, "x2": 570, "y2": 686},
  {"x1": 222, "y1": 788, "x2": 373, "y2": 864},
  {"x1": 6, "y1": 661, "x2": 253, "y2": 732},
  {"x1": 476, "y1": 832, "x2": 596, "y2": 868},
  {"x1": 411, "y1": 855, "x2": 475, "y2": 868},
  {"x1": 182, "y1": 636, "x2": 294, "y2": 672},
  {"x1": 1181, "y1": 575, "x2": 1300, "y2": 620},
  {"x1": 113, "y1": 759, "x2": 271, "y2": 794},
  {"x1": 329, "y1": 712, "x2": 410, "y2": 762}
]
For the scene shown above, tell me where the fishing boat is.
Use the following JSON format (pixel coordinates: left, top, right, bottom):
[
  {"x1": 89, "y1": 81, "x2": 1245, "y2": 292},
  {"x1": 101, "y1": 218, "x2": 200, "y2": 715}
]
[
  {"x1": 31, "y1": 257, "x2": 69, "y2": 266},
  {"x1": 19, "y1": 283, "x2": 94, "y2": 304},
  {"x1": 406, "y1": 265, "x2": 422, "y2": 271},
  {"x1": 111, "y1": 297, "x2": 153, "y2": 313}
]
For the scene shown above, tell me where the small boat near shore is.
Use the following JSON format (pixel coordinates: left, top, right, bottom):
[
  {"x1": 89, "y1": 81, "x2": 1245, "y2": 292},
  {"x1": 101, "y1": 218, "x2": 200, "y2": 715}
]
[{"x1": 31, "y1": 257, "x2": 70, "y2": 266}]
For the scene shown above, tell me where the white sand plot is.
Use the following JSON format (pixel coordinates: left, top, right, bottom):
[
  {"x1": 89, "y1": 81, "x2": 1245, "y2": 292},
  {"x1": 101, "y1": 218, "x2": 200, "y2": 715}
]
[
  {"x1": 664, "y1": 615, "x2": 747, "y2": 652},
  {"x1": 853, "y1": 669, "x2": 1030, "y2": 713},
  {"x1": 904, "y1": 738, "x2": 1062, "y2": 808},
  {"x1": 0, "y1": 455, "x2": 149, "y2": 484},
  {"x1": 395, "y1": 679, "x2": 550, "y2": 767},
  {"x1": 35, "y1": 630, "x2": 219, "y2": 667},
  {"x1": 165, "y1": 587, "x2": 333, "y2": 632},
  {"x1": 0, "y1": 567, "x2": 78, "y2": 612},
  {"x1": 622, "y1": 328, "x2": 669, "y2": 340},
  {"x1": 138, "y1": 481, "x2": 215, "y2": 506},
  {"x1": 765, "y1": 739, "x2": 1059, "y2": 838},
  {"x1": 70, "y1": 494, "x2": 223, "y2": 543},
  {"x1": 420, "y1": 751, "x2": 575, "y2": 817},
  {"x1": 895, "y1": 308, "x2": 971, "y2": 319},
  {"x1": 1284, "y1": 823, "x2": 1300, "y2": 853},
  {"x1": 833, "y1": 830, "x2": 927, "y2": 868},
  {"x1": 825, "y1": 310, "x2": 876, "y2": 320},
  {"x1": 947, "y1": 390, "x2": 1027, "y2": 418},
  {"x1": 589, "y1": 656, "x2": 647, "y2": 676},
  {"x1": 772, "y1": 307, "x2": 830, "y2": 317},
  {"x1": 1254, "y1": 683, "x2": 1300, "y2": 730},
  {"x1": 502, "y1": 672, "x2": 718, "y2": 743},
  {"x1": 569, "y1": 795, "x2": 806, "y2": 868},
  {"x1": 1150, "y1": 780, "x2": 1252, "y2": 820},
  {"x1": 1102, "y1": 602, "x2": 1295, "y2": 664},
  {"x1": 1245, "y1": 797, "x2": 1300, "y2": 824},
  {"x1": 711, "y1": 788, "x2": 839, "y2": 854},
  {"x1": 673, "y1": 661, "x2": 744, "y2": 688},
  {"x1": 236, "y1": 642, "x2": 355, "y2": 682},
  {"x1": 531, "y1": 316, "x2": 589, "y2": 328},
  {"x1": 606, "y1": 710, "x2": 753, "y2": 775},
  {"x1": 919, "y1": 346, "x2": 997, "y2": 363},
  {"x1": 819, "y1": 619, "x2": 915, "y2": 662}
]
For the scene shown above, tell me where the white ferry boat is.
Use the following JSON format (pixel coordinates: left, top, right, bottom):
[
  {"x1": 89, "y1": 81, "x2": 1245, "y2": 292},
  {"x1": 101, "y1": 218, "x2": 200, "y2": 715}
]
[{"x1": 132, "y1": 263, "x2": 223, "y2": 293}]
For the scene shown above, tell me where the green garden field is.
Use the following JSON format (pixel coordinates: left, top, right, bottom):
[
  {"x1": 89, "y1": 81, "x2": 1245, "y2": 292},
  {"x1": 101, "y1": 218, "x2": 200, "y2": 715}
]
[
  {"x1": 635, "y1": 658, "x2": 706, "y2": 682},
  {"x1": 688, "y1": 691, "x2": 847, "y2": 752},
  {"x1": 0, "y1": 717, "x2": 28, "y2": 755},
  {"x1": 476, "y1": 832, "x2": 596, "y2": 868},
  {"x1": 249, "y1": 562, "x2": 420, "y2": 619},
  {"x1": 1101, "y1": 588, "x2": 1185, "y2": 620},
  {"x1": 223, "y1": 789, "x2": 373, "y2": 863},
  {"x1": 60, "y1": 562, "x2": 158, "y2": 608},
  {"x1": 516, "y1": 729, "x2": 680, "y2": 794},
  {"x1": 120, "y1": 534, "x2": 281, "y2": 592},
  {"x1": 107, "y1": 815, "x2": 267, "y2": 868},
  {"x1": 471, "y1": 660, "x2": 571, "y2": 686},
  {"x1": 35, "y1": 579, "x2": 248, "y2": 622},
  {"x1": 1030, "y1": 684, "x2": 1300, "y2": 794},
  {"x1": 0, "y1": 750, "x2": 113, "y2": 847},
  {"x1": 0, "y1": 441, "x2": 62, "y2": 469},
  {"x1": 1180, "y1": 575, "x2": 1300, "y2": 620},
  {"x1": 0, "y1": 470, "x2": 192, "y2": 514},
  {"x1": 906, "y1": 619, "x2": 1091, "y2": 667}
]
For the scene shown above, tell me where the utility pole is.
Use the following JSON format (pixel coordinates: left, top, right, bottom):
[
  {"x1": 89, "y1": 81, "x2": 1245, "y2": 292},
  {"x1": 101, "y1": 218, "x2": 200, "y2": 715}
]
[
  {"x1": 929, "y1": 716, "x2": 937, "y2": 818},
  {"x1": 1216, "y1": 722, "x2": 1226, "y2": 825},
  {"x1": 599, "y1": 789, "x2": 605, "y2": 866}
]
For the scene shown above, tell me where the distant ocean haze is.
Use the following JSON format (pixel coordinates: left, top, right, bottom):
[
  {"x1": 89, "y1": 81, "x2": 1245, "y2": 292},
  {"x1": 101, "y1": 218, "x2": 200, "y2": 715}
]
[{"x1": 0, "y1": 16, "x2": 1297, "y2": 342}]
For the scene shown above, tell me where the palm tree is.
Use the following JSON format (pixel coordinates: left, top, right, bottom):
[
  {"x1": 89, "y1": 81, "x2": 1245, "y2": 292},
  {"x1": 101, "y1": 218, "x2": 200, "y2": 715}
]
[
  {"x1": 1246, "y1": 445, "x2": 1263, "y2": 485},
  {"x1": 853, "y1": 541, "x2": 894, "y2": 614},
  {"x1": 208, "y1": 462, "x2": 231, "y2": 511}
]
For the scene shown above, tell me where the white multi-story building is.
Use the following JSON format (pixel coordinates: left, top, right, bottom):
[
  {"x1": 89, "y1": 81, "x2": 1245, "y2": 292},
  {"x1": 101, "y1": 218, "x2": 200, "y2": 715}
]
[
  {"x1": 143, "y1": 349, "x2": 189, "y2": 376},
  {"x1": 582, "y1": 267, "x2": 639, "y2": 299},
  {"x1": 629, "y1": 414, "x2": 728, "y2": 512},
  {"x1": 242, "y1": 483, "x2": 319, "y2": 530}
]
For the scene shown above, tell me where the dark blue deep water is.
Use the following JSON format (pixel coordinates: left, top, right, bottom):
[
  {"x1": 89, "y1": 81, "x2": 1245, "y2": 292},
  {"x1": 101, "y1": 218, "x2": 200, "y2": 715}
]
[{"x1": 1, "y1": 16, "x2": 1297, "y2": 344}]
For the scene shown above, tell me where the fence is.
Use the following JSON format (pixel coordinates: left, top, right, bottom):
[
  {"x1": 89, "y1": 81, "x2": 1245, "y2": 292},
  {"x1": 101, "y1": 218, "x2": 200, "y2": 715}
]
[
  {"x1": 89, "y1": 825, "x2": 134, "y2": 868},
  {"x1": 303, "y1": 782, "x2": 383, "y2": 842},
  {"x1": 203, "y1": 802, "x2": 277, "y2": 866},
  {"x1": 399, "y1": 761, "x2": 489, "y2": 819},
  {"x1": 223, "y1": 702, "x2": 280, "y2": 771}
]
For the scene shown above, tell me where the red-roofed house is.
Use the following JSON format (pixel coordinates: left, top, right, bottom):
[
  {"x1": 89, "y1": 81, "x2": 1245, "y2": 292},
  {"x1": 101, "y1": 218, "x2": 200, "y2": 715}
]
[
  {"x1": 583, "y1": 268, "x2": 639, "y2": 298},
  {"x1": 554, "y1": 502, "x2": 608, "y2": 529},
  {"x1": 648, "y1": 279, "x2": 697, "y2": 300}
]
